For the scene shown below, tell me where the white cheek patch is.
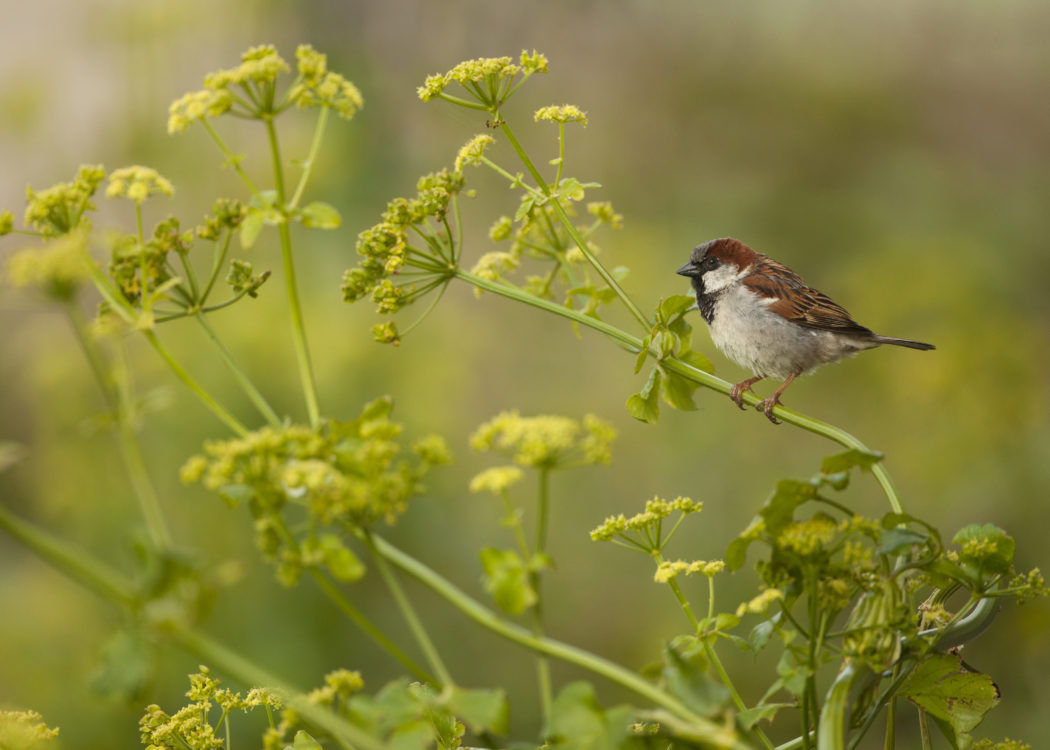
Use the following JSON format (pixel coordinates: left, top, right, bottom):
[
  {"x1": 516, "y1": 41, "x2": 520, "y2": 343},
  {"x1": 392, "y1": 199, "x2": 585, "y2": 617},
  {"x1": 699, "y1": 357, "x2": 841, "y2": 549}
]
[{"x1": 702, "y1": 262, "x2": 750, "y2": 293}]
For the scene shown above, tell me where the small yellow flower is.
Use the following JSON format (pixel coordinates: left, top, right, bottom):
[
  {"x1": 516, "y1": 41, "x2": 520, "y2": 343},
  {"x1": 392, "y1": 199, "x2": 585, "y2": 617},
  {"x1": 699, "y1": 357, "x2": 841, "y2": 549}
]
[
  {"x1": 778, "y1": 517, "x2": 838, "y2": 557},
  {"x1": 454, "y1": 134, "x2": 496, "y2": 172},
  {"x1": 6, "y1": 232, "x2": 90, "y2": 300},
  {"x1": 0, "y1": 710, "x2": 59, "y2": 747},
  {"x1": 167, "y1": 88, "x2": 233, "y2": 134},
  {"x1": 534, "y1": 104, "x2": 588, "y2": 126},
  {"x1": 106, "y1": 166, "x2": 174, "y2": 203},
  {"x1": 0, "y1": 210, "x2": 13, "y2": 235},
  {"x1": 736, "y1": 588, "x2": 784, "y2": 617},
  {"x1": 469, "y1": 466, "x2": 525, "y2": 495}
]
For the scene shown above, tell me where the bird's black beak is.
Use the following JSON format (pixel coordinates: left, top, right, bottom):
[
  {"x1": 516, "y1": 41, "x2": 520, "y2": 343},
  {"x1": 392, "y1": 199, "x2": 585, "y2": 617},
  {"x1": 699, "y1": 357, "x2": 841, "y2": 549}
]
[{"x1": 676, "y1": 261, "x2": 701, "y2": 278}]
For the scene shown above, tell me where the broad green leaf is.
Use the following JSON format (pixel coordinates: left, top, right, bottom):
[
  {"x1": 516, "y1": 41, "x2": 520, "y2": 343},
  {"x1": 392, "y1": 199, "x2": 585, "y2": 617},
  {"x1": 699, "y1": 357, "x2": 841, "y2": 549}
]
[
  {"x1": 900, "y1": 653, "x2": 999, "y2": 737},
  {"x1": 239, "y1": 209, "x2": 265, "y2": 248},
  {"x1": 545, "y1": 682, "x2": 635, "y2": 750},
  {"x1": 290, "y1": 731, "x2": 323, "y2": 750},
  {"x1": 90, "y1": 628, "x2": 152, "y2": 701},
  {"x1": 662, "y1": 636, "x2": 730, "y2": 716},
  {"x1": 726, "y1": 532, "x2": 757, "y2": 571},
  {"x1": 737, "y1": 703, "x2": 791, "y2": 730},
  {"x1": 776, "y1": 650, "x2": 809, "y2": 697},
  {"x1": 821, "y1": 449, "x2": 883, "y2": 475},
  {"x1": 300, "y1": 201, "x2": 342, "y2": 229},
  {"x1": 677, "y1": 348, "x2": 714, "y2": 373},
  {"x1": 715, "y1": 612, "x2": 741, "y2": 631},
  {"x1": 387, "y1": 721, "x2": 430, "y2": 750},
  {"x1": 626, "y1": 368, "x2": 661, "y2": 423},
  {"x1": 748, "y1": 619, "x2": 776, "y2": 653},
  {"x1": 447, "y1": 686, "x2": 509, "y2": 734},
  {"x1": 318, "y1": 534, "x2": 365, "y2": 581},
  {"x1": 877, "y1": 527, "x2": 931, "y2": 557},
  {"x1": 760, "y1": 479, "x2": 818, "y2": 536},
  {"x1": 479, "y1": 547, "x2": 536, "y2": 614},
  {"x1": 953, "y1": 524, "x2": 1015, "y2": 575},
  {"x1": 658, "y1": 294, "x2": 696, "y2": 322},
  {"x1": 661, "y1": 369, "x2": 699, "y2": 412}
]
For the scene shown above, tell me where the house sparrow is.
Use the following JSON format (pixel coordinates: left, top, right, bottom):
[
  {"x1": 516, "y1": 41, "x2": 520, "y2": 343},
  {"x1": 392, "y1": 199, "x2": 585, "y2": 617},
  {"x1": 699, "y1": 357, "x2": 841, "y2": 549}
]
[{"x1": 676, "y1": 238, "x2": 934, "y2": 424}]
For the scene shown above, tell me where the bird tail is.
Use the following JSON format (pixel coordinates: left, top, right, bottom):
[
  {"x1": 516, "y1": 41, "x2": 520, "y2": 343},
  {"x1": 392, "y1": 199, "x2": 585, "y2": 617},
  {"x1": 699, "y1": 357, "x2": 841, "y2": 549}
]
[{"x1": 873, "y1": 335, "x2": 935, "y2": 351}]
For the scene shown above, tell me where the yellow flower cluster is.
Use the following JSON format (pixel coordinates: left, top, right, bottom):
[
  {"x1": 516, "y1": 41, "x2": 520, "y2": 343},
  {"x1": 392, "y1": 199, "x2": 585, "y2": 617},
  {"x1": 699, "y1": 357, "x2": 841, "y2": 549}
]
[
  {"x1": 454, "y1": 134, "x2": 496, "y2": 172},
  {"x1": 0, "y1": 710, "x2": 59, "y2": 747},
  {"x1": 590, "y1": 496, "x2": 701, "y2": 541},
  {"x1": 469, "y1": 466, "x2": 525, "y2": 495},
  {"x1": 534, "y1": 104, "x2": 588, "y2": 126},
  {"x1": 736, "y1": 588, "x2": 784, "y2": 617},
  {"x1": 653, "y1": 559, "x2": 725, "y2": 583},
  {"x1": 777, "y1": 517, "x2": 839, "y2": 557},
  {"x1": 23, "y1": 164, "x2": 105, "y2": 236},
  {"x1": 105, "y1": 166, "x2": 174, "y2": 203},
  {"x1": 416, "y1": 51, "x2": 548, "y2": 104},
  {"x1": 470, "y1": 410, "x2": 616, "y2": 469},
  {"x1": 6, "y1": 231, "x2": 90, "y2": 300}
]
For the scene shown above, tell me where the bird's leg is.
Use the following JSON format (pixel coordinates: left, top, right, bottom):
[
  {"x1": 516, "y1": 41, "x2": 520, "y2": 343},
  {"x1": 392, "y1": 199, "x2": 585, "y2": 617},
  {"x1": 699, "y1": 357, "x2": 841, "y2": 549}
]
[
  {"x1": 756, "y1": 372, "x2": 799, "y2": 425},
  {"x1": 729, "y1": 375, "x2": 765, "y2": 410}
]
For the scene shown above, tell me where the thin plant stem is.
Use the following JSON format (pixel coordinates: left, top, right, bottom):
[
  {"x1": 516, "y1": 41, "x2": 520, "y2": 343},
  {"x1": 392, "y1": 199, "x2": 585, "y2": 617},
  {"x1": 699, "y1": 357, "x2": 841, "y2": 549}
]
[
  {"x1": 193, "y1": 312, "x2": 282, "y2": 427},
  {"x1": 456, "y1": 267, "x2": 905, "y2": 514},
  {"x1": 307, "y1": 568, "x2": 435, "y2": 683},
  {"x1": 63, "y1": 302, "x2": 173, "y2": 550},
  {"x1": 201, "y1": 120, "x2": 262, "y2": 197},
  {"x1": 141, "y1": 329, "x2": 249, "y2": 436},
  {"x1": 288, "y1": 106, "x2": 329, "y2": 210},
  {"x1": 265, "y1": 117, "x2": 321, "y2": 428},
  {"x1": 497, "y1": 120, "x2": 651, "y2": 332},
  {"x1": 370, "y1": 534, "x2": 750, "y2": 750},
  {"x1": 532, "y1": 467, "x2": 553, "y2": 727},
  {"x1": 361, "y1": 531, "x2": 455, "y2": 690}
]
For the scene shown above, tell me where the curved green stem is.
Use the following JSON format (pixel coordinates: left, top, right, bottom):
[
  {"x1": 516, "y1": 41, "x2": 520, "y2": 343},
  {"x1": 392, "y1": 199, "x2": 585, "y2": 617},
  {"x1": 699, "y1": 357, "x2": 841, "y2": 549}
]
[
  {"x1": 64, "y1": 303, "x2": 173, "y2": 550},
  {"x1": 370, "y1": 534, "x2": 749, "y2": 749},
  {"x1": 289, "y1": 106, "x2": 329, "y2": 210},
  {"x1": 497, "y1": 120, "x2": 651, "y2": 333},
  {"x1": 266, "y1": 117, "x2": 321, "y2": 428},
  {"x1": 142, "y1": 329, "x2": 248, "y2": 436},
  {"x1": 193, "y1": 312, "x2": 282, "y2": 427},
  {"x1": 307, "y1": 568, "x2": 435, "y2": 683},
  {"x1": 362, "y1": 532, "x2": 454, "y2": 690},
  {"x1": 456, "y1": 267, "x2": 904, "y2": 513}
]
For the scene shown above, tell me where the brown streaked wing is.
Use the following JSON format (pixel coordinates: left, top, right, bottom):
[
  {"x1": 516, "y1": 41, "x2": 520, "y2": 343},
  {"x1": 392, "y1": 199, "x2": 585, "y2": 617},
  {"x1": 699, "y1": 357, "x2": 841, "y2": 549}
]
[{"x1": 743, "y1": 257, "x2": 875, "y2": 336}]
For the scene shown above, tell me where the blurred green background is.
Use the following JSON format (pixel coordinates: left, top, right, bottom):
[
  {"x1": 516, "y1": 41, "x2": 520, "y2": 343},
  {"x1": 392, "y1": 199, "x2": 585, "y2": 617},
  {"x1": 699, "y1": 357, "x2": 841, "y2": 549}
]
[{"x1": 2, "y1": 1, "x2": 1049, "y2": 747}]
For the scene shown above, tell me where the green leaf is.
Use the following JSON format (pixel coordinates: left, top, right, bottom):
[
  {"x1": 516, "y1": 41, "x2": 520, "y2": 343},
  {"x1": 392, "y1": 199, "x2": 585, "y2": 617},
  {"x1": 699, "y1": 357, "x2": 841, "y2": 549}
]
[
  {"x1": 90, "y1": 628, "x2": 153, "y2": 701},
  {"x1": 479, "y1": 547, "x2": 536, "y2": 614},
  {"x1": 714, "y1": 612, "x2": 740, "y2": 631},
  {"x1": 821, "y1": 449, "x2": 883, "y2": 475},
  {"x1": 776, "y1": 650, "x2": 809, "y2": 697},
  {"x1": 900, "y1": 653, "x2": 1000, "y2": 739},
  {"x1": 319, "y1": 534, "x2": 365, "y2": 581},
  {"x1": 514, "y1": 194, "x2": 540, "y2": 221},
  {"x1": 658, "y1": 294, "x2": 696, "y2": 322},
  {"x1": 239, "y1": 209, "x2": 265, "y2": 248},
  {"x1": 301, "y1": 201, "x2": 342, "y2": 229},
  {"x1": 662, "y1": 636, "x2": 731, "y2": 716},
  {"x1": 661, "y1": 368, "x2": 699, "y2": 411},
  {"x1": 290, "y1": 731, "x2": 323, "y2": 750},
  {"x1": 737, "y1": 703, "x2": 791, "y2": 730},
  {"x1": 626, "y1": 368, "x2": 661, "y2": 423},
  {"x1": 447, "y1": 686, "x2": 509, "y2": 734},
  {"x1": 748, "y1": 618, "x2": 776, "y2": 653},
  {"x1": 953, "y1": 523, "x2": 1015, "y2": 575},
  {"x1": 633, "y1": 334, "x2": 651, "y2": 374},
  {"x1": 877, "y1": 527, "x2": 932, "y2": 557},
  {"x1": 677, "y1": 348, "x2": 714, "y2": 373},
  {"x1": 545, "y1": 682, "x2": 636, "y2": 749},
  {"x1": 760, "y1": 479, "x2": 818, "y2": 536}
]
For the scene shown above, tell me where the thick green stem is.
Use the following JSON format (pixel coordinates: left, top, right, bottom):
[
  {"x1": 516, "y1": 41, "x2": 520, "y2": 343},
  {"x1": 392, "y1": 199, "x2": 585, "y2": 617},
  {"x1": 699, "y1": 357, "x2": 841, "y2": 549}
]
[
  {"x1": 142, "y1": 329, "x2": 249, "y2": 437},
  {"x1": 266, "y1": 117, "x2": 321, "y2": 429},
  {"x1": 362, "y1": 532, "x2": 454, "y2": 690},
  {"x1": 307, "y1": 568, "x2": 434, "y2": 683},
  {"x1": 370, "y1": 534, "x2": 749, "y2": 749},
  {"x1": 194, "y1": 312, "x2": 282, "y2": 428}
]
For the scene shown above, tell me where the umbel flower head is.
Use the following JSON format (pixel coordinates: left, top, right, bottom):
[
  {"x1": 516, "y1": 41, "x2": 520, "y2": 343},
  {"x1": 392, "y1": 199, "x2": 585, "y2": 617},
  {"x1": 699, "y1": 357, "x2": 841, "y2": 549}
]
[
  {"x1": 417, "y1": 50, "x2": 548, "y2": 110},
  {"x1": 106, "y1": 166, "x2": 174, "y2": 204},
  {"x1": 6, "y1": 230, "x2": 91, "y2": 301},
  {"x1": 181, "y1": 397, "x2": 451, "y2": 585},
  {"x1": 22, "y1": 164, "x2": 105, "y2": 237},
  {"x1": 470, "y1": 410, "x2": 616, "y2": 469}
]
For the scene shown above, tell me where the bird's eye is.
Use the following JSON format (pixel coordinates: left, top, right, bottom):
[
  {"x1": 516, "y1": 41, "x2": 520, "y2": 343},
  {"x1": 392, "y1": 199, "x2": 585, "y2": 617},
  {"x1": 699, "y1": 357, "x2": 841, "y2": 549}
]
[{"x1": 702, "y1": 257, "x2": 718, "y2": 270}]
